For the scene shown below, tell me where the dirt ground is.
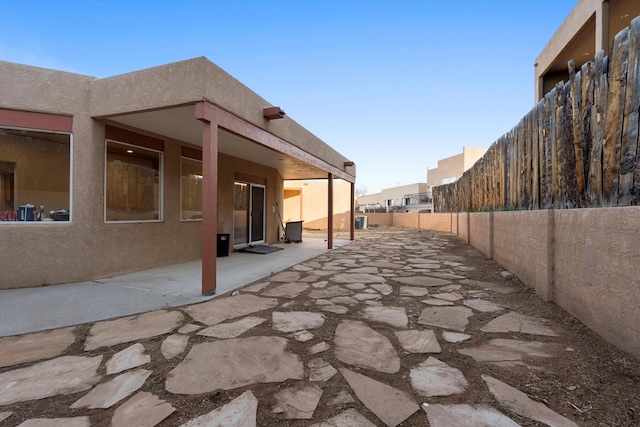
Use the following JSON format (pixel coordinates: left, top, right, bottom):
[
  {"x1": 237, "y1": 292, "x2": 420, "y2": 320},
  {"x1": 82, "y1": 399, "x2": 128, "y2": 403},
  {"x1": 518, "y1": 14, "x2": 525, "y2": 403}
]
[{"x1": 1, "y1": 229, "x2": 639, "y2": 426}]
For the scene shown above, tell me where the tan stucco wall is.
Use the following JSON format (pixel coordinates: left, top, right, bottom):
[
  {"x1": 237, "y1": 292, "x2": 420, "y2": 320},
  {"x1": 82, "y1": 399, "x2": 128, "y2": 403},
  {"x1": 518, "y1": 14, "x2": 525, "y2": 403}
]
[
  {"x1": 492, "y1": 211, "x2": 554, "y2": 301},
  {"x1": 468, "y1": 212, "x2": 492, "y2": 258},
  {"x1": 457, "y1": 212, "x2": 470, "y2": 243},
  {"x1": 283, "y1": 180, "x2": 352, "y2": 230},
  {"x1": 1, "y1": 63, "x2": 96, "y2": 288},
  {"x1": 364, "y1": 213, "x2": 393, "y2": 227},
  {"x1": 553, "y1": 207, "x2": 640, "y2": 359},
  {"x1": 418, "y1": 213, "x2": 452, "y2": 233}
]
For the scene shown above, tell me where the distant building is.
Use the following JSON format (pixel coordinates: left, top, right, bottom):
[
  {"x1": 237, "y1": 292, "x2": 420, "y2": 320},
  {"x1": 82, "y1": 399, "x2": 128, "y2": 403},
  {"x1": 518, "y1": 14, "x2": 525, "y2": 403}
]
[
  {"x1": 357, "y1": 183, "x2": 431, "y2": 213},
  {"x1": 535, "y1": 0, "x2": 640, "y2": 102},
  {"x1": 426, "y1": 146, "x2": 487, "y2": 189}
]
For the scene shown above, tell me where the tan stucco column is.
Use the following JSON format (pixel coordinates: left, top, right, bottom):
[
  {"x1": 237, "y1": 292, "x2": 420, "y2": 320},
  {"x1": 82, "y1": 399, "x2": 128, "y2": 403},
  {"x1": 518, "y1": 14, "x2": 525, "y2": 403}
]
[
  {"x1": 596, "y1": 0, "x2": 610, "y2": 54},
  {"x1": 327, "y1": 173, "x2": 334, "y2": 249},
  {"x1": 195, "y1": 102, "x2": 219, "y2": 295},
  {"x1": 350, "y1": 182, "x2": 355, "y2": 241}
]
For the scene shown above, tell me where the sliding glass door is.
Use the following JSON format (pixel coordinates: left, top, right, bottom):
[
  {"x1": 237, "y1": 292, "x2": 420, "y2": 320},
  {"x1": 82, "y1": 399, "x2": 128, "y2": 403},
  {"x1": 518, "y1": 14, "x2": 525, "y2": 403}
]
[{"x1": 233, "y1": 182, "x2": 265, "y2": 247}]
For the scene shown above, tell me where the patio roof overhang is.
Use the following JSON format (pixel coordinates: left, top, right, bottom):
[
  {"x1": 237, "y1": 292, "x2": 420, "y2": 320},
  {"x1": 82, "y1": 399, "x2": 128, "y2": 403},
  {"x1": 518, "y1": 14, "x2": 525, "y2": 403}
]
[{"x1": 100, "y1": 103, "x2": 355, "y2": 183}]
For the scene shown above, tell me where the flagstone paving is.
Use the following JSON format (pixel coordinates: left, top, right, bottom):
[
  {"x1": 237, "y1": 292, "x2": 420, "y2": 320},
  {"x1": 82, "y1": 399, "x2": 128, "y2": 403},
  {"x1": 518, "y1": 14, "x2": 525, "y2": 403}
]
[{"x1": 1, "y1": 228, "x2": 638, "y2": 426}]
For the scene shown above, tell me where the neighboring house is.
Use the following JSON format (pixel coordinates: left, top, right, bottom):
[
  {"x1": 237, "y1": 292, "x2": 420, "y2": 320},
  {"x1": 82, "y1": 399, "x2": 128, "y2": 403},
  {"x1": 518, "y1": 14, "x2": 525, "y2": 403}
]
[
  {"x1": 426, "y1": 146, "x2": 487, "y2": 189},
  {"x1": 357, "y1": 183, "x2": 431, "y2": 213},
  {"x1": 283, "y1": 180, "x2": 353, "y2": 231},
  {"x1": 0, "y1": 58, "x2": 356, "y2": 294},
  {"x1": 535, "y1": 0, "x2": 640, "y2": 102}
]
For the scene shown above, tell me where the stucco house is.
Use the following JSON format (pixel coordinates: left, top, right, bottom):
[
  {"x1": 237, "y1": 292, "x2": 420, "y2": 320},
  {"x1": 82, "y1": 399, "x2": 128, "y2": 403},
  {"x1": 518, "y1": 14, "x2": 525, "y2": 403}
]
[
  {"x1": 535, "y1": 0, "x2": 640, "y2": 101},
  {"x1": 0, "y1": 57, "x2": 356, "y2": 294}
]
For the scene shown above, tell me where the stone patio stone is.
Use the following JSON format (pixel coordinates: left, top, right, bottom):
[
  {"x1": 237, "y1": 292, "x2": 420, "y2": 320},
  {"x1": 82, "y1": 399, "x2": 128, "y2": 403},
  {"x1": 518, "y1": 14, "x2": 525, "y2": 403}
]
[
  {"x1": 16, "y1": 417, "x2": 90, "y2": 427},
  {"x1": 399, "y1": 286, "x2": 430, "y2": 297},
  {"x1": 0, "y1": 327, "x2": 75, "y2": 369},
  {"x1": 310, "y1": 408, "x2": 376, "y2": 427},
  {"x1": 340, "y1": 368, "x2": 419, "y2": 427},
  {"x1": 0, "y1": 412, "x2": 11, "y2": 423},
  {"x1": 166, "y1": 337, "x2": 304, "y2": 394},
  {"x1": 371, "y1": 283, "x2": 393, "y2": 295},
  {"x1": 308, "y1": 285, "x2": 350, "y2": 299},
  {"x1": 183, "y1": 294, "x2": 278, "y2": 326},
  {"x1": 395, "y1": 330, "x2": 441, "y2": 353},
  {"x1": 330, "y1": 296, "x2": 359, "y2": 306},
  {"x1": 272, "y1": 311, "x2": 325, "y2": 333},
  {"x1": 459, "y1": 339, "x2": 564, "y2": 367},
  {"x1": 463, "y1": 299, "x2": 504, "y2": 312},
  {"x1": 418, "y1": 306, "x2": 474, "y2": 331},
  {"x1": 198, "y1": 316, "x2": 266, "y2": 338},
  {"x1": 320, "y1": 304, "x2": 349, "y2": 314},
  {"x1": 291, "y1": 330, "x2": 314, "y2": 342},
  {"x1": 361, "y1": 306, "x2": 408, "y2": 328},
  {"x1": 178, "y1": 323, "x2": 202, "y2": 334},
  {"x1": 326, "y1": 390, "x2": 355, "y2": 406},
  {"x1": 482, "y1": 375, "x2": 579, "y2": 427},
  {"x1": 441, "y1": 332, "x2": 472, "y2": 343},
  {"x1": 0, "y1": 355, "x2": 102, "y2": 405},
  {"x1": 395, "y1": 276, "x2": 451, "y2": 287},
  {"x1": 242, "y1": 281, "x2": 270, "y2": 292},
  {"x1": 332, "y1": 273, "x2": 386, "y2": 283},
  {"x1": 410, "y1": 357, "x2": 468, "y2": 397},
  {"x1": 348, "y1": 266, "x2": 379, "y2": 274},
  {"x1": 273, "y1": 384, "x2": 323, "y2": 419},
  {"x1": 353, "y1": 293, "x2": 382, "y2": 301},
  {"x1": 106, "y1": 343, "x2": 150, "y2": 375},
  {"x1": 179, "y1": 390, "x2": 258, "y2": 427},
  {"x1": 423, "y1": 404, "x2": 519, "y2": 427},
  {"x1": 431, "y1": 292, "x2": 464, "y2": 302},
  {"x1": 85, "y1": 310, "x2": 183, "y2": 351},
  {"x1": 309, "y1": 342, "x2": 331, "y2": 354},
  {"x1": 363, "y1": 260, "x2": 404, "y2": 268},
  {"x1": 439, "y1": 284, "x2": 462, "y2": 292},
  {"x1": 308, "y1": 358, "x2": 338, "y2": 381},
  {"x1": 481, "y1": 311, "x2": 559, "y2": 336},
  {"x1": 312, "y1": 280, "x2": 329, "y2": 288},
  {"x1": 262, "y1": 282, "x2": 309, "y2": 298},
  {"x1": 422, "y1": 298, "x2": 454, "y2": 306},
  {"x1": 334, "y1": 320, "x2": 400, "y2": 373},
  {"x1": 427, "y1": 272, "x2": 467, "y2": 280},
  {"x1": 268, "y1": 271, "x2": 301, "y2": 282},
  {"x1": 111, "y1": 392, "x2": 174, "y2": 427},
  {"x1": 71, "y1": 369, "x2": 151, "y2": 409},
  {"x1": 161, "y1": 334, "x2": 189, "y2": 359}
]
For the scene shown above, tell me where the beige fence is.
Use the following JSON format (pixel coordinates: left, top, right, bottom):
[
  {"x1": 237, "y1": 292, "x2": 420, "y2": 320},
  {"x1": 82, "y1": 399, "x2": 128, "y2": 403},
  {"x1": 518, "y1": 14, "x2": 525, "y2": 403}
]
[{"x1": 434, "y1": 18, "x2": 639, "y2": 212}]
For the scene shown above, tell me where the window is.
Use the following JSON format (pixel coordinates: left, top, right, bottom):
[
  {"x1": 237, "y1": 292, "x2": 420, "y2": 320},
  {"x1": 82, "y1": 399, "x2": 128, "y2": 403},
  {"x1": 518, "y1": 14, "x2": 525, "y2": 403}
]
[
  {"x1": 181, "y1": 157, "x2": 202, "y2": 220},
  {"x1": 105, "y1": 140, "x2": 162, "y2": 222},
  {"x1": 0, "y1": 127, "x2": 71, "y2": 222}
]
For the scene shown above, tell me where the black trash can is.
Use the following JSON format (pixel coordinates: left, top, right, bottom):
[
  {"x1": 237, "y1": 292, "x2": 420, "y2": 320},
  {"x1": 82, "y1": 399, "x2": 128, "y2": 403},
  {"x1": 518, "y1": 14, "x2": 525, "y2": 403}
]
[{"x1": 217, "y1": 233, "x2": 230, "y2": 257}]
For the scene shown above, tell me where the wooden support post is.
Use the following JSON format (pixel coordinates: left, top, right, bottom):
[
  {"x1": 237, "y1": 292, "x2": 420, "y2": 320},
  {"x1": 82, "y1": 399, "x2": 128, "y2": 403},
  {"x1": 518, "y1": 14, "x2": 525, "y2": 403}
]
[
  {"x1": 327, "y1": 173, "x2": 334, "y2": 249},
  {"x1": 195, "y1": 102, "x2": 219, "y2": 295}
]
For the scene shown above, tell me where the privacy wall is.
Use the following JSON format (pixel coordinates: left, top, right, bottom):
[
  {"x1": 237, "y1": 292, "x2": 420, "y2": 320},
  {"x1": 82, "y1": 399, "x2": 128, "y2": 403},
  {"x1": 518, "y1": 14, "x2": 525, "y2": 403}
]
[{"x1": 434, "y1": 17, "x2": 639, "y2": 212}]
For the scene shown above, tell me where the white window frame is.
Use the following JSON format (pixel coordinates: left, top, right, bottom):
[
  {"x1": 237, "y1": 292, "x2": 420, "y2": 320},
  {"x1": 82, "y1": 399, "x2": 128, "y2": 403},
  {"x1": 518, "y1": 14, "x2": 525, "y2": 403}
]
[
  {"x1": 180, "y1": 156, "x2": 203, "y2": 222},
  {"x1": 104, "y1": 139, "x2": 163, "y2": 224}
]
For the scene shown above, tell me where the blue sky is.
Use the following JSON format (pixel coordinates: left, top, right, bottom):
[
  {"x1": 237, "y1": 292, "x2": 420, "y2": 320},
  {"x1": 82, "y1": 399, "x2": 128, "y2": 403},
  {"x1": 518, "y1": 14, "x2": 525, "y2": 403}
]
[{"x1": 0, "y1": 0, "x2": 577, "y2": 194}]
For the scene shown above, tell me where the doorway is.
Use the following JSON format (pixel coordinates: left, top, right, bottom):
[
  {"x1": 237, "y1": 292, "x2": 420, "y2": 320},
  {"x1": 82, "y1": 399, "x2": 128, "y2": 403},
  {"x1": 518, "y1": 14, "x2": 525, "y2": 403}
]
[{"x1": 233, "y1": 182, "x2": 265, "y2": 247}]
